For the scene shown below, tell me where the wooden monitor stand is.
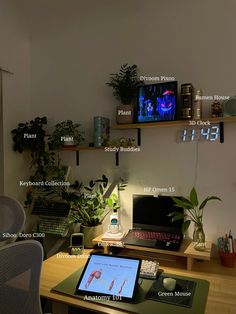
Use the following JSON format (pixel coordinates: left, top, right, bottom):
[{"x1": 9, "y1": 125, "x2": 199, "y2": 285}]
[{"x1": 92, "y1": 235, "x2": 212, "y2": 271}]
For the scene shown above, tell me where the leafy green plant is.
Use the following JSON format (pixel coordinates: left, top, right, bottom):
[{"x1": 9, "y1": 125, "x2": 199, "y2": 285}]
[
  {"x1": 169, "y1": 187, "x2": 222, "y2": 233},
  {"x1": 11, "y1": 116, "x2": 47, "y2": 156},
  {"x1": 106, "y1": 137, "x2": 136, "y2": 148},
  {"x1": 48, "y1": 120, "x2": 84, "y2": 149},
  {"x1": 64, "y1": 175, "x2": 127, "y2": 227},
  {"x1": 106, "y1": 63, "x2": 143, "y2": 105}
]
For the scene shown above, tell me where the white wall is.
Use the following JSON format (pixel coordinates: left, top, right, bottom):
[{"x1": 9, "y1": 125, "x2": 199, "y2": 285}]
[
  {"x1": 0, "y1": 0, "x2": 31, "y2": 201},
  {"x1": 29, "y1": 0, "x2": 236, "y2": 241}
]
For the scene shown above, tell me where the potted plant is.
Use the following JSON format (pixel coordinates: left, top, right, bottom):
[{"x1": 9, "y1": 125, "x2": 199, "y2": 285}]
[
  {"x1": 48, "y1": 120, "x2": 84, "y2": 149},
  {"x1": 11, "y1": 116, "x2": 70, "y2": 207},
  {"x1": 11, "y1": 116, "x2": 47, "y2": 164},
  {"x1": 169, "y1": 187, "x2": 221, "y2": 251},
  {"x1": 107, "y1": 63, "x2": 143, "y2": 124},
  {"x1": 64, "y1": 175, "x2": 127, "y2": 248}
]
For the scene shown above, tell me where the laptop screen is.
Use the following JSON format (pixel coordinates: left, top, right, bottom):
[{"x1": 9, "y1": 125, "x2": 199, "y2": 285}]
[{"x1": 133, "y1": 195, "x2": 183, "y2": 232}]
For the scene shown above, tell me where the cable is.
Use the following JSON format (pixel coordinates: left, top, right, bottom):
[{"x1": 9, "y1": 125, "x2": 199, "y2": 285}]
[{"x1": 193, "y1": 140, "x2": 199, "y2": 188}]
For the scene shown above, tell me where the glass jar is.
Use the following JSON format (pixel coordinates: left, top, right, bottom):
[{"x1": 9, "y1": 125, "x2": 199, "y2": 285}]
[{"x1": 193, "y1": 223, "x2": 206, "y2": 251}]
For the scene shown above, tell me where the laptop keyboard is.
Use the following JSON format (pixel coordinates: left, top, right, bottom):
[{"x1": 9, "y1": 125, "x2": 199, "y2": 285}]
[
  {"x1": 124, "y1": 230, "x2": 183, "y2": 251},
  {"x1": 130, "y1": 230, "x2": 182, "y2": 242}
]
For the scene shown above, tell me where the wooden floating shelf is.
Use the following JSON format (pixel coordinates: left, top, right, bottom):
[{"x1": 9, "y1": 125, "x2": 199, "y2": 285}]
[
  {"x1": 60, "y1": 146, "x2": 105, "y2": 151},
  {"x1": 112, "y1": 116, "x2": 236, "y2": 129}
]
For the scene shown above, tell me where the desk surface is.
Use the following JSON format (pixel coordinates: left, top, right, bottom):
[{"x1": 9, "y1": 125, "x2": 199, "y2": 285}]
[{"x1": 40, "y1": 250, "x2": 236, "y2": 314}]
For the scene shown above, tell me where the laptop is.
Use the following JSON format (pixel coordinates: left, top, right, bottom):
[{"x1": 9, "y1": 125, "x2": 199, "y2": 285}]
[{"x1": 123, "y1": 195, "x2": 184, "y2": 251}]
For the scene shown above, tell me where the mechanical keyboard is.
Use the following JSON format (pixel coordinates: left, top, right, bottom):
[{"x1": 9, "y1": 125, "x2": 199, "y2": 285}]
[
  {"x1": 123, "y1": 230, "x2": 183, "y2": 251},
  {"x1": 33, "y1": 217, "x2": 69, "y2": 237}
]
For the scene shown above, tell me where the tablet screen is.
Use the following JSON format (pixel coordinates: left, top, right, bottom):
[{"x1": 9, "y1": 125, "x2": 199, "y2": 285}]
[{"x1": 75, "y1": 254, "x2": 141, "y2": 301}]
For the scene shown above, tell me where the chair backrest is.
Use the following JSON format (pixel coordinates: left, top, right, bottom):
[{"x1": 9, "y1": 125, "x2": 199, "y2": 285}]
[
  {"x1": 0, "y1": 240, "x2": 43, "y2": 314},
  {"x1": 0, "y1": 195, "x2": 26, "y2": 245}
]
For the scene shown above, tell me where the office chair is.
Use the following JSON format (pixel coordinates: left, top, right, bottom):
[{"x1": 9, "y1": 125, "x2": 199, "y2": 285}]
[
  {"x1": 0, "y1": 240, "x2": 44, "y2": 314},
  {"x1": 0, "y1": 195, "x2": 26, "y2": 246}
]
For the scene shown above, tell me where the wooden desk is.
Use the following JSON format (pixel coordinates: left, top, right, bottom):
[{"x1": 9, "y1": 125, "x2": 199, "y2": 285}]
[{"x1": 40, "y1": 250, "x2": 236, "y2": 314}]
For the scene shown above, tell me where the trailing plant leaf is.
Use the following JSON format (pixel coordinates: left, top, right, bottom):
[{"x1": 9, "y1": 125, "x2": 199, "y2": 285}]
[{"x1": 199, "y1": 196, "x2": 222, "y2": 210}]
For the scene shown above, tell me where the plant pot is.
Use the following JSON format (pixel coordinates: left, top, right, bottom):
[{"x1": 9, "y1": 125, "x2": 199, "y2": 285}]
[
  {"x1": 219, "y1": 252, "x2": 236, "y2": 267},
  {"x1": 116, "y1": 105, "x2": 134, "y2": 124},
  {"x1": 81, "y1": 224, "x2": 103, "y2": 248},
  {"x1": 193, "y1": 223, "x2": 206, "y2": 251},
  {"x1": 62, "y1": 134, "x2": 76, "y2": 146}
]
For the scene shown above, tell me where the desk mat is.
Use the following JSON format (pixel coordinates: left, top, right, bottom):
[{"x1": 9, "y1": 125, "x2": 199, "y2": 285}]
[
  {"x1": 52, "y1": 268, "x2": 209, "y2": 314},
  {"x1": 146, "y1": 275, "x2": 196, "y2": 307}
]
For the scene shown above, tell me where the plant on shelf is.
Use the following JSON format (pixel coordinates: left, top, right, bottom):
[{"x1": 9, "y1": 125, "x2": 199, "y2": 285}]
[
  {"x1": 169, "y1": 187, "x2": 221, "y2": 251},
  {"x1": 48, "y1": 120, "x2": 84, "y2": 149},
  {"x1": 106, "y1": 137, "x2": 136, "y2": 148},
  {"x1": 11, "y1": 116, "x2": 47, "y2": 164},
  {"x1": 106, "y1": 63, "x2": 143, "y2": 124},
  {"x1": 63, "y1": 175, "x2": 127, "y2": 247}
]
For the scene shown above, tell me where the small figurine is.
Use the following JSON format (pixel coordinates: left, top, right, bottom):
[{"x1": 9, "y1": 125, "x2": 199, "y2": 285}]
[{"x1": 211, "y1": 101, "x2": 222, "y2": 117}]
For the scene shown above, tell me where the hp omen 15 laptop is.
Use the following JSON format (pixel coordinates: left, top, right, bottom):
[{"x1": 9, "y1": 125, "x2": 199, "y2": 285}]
[{"x1": 123, "y1": 195, "x2": 184, "y2": 251}]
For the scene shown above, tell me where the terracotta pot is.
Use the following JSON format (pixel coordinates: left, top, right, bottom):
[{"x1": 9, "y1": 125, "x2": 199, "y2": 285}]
[
  {"x1": 81, "y1": 224, "x2": 103, "y2": 248},
  {"x1": 116, "y1": 105, "x2": 134, "y2": 124}
]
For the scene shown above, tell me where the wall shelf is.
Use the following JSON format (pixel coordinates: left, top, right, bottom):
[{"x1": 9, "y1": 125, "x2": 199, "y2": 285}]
[
  {"x1": 112, "y1": 116, "x2": 236, "y2": 130},
  {"x1": 57, "y1": 116, "x2": 236, "y2": 167},
  {"x1": 59, "y1": 146, "x2": 104, "y2": 166},
  {"x1": 111, "y1": 116, "x2": 236, "y2": 145}
]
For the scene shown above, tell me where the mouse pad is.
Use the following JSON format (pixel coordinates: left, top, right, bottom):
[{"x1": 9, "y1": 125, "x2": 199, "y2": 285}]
[
  {"x1": 146, "y1": 275, "x2": 196, "y2": 307},
  {"x1": 52, "y1": 269, "x2": 209, "y2": 314}
]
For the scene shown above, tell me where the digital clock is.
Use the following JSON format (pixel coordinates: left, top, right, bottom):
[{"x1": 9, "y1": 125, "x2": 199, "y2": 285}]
[{"x1": 178, "y1": 123, "x2": 224, "y2": 143}]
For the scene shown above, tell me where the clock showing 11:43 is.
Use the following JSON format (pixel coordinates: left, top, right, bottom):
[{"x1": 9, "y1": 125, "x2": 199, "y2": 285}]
[{"x1": 177, "y1": 123, "x2": 223, "y2": 143}]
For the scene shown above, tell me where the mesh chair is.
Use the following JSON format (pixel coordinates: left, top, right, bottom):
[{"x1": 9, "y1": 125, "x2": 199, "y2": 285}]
[
  {"x1": 0, "y1": 195, "x2": 26, "y2": 246},
  {"x1": 0, "y1": 240, "x2": 43, "y2": 314}
]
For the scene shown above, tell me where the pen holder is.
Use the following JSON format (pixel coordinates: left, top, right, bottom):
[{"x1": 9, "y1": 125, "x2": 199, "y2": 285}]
[{"x1": 219, "y1": 251, "x2": 236, "y2": 267}]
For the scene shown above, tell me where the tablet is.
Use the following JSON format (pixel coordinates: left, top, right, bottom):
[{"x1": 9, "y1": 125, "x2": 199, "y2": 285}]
[{"x1": 75, "y1": 253, "x2": 141, "y2": 302}]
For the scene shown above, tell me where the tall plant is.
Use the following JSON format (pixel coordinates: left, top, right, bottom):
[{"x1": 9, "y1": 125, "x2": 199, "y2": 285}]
[{"x1": 169, "y1": 187, "x2": 222, "y2": 233}]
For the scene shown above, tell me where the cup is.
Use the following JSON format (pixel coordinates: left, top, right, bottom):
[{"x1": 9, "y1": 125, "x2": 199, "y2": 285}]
[{"x1": 219, "y1": 252, "x2": 236, "y2": 268}]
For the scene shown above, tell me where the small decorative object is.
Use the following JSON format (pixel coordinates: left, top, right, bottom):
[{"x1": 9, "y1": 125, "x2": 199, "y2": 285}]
[
  {"x1": 169, "y1": 187, "x2": 221, "y2": 251},
  {"x1": 193, "y1": 89, "x2": 202, "y2": 120},
  {"x1": 106, "y1": 63, "x2": 143, "y2": 124},
  {"x1": 211, "y1": 101, "x2": 222, "y2": 117},
  {"x1": 48, "y1": 120, "x2": 84, "y2": 149},
  {"x1": 218, "y1": 232, "x2": 236, "y2": 267},
  {"x1": 94, "y1": 116, "x2": 110, "y2": 147},
  {"x1": 180, "y1": 83, "x2": 194, "y2": 119}
]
